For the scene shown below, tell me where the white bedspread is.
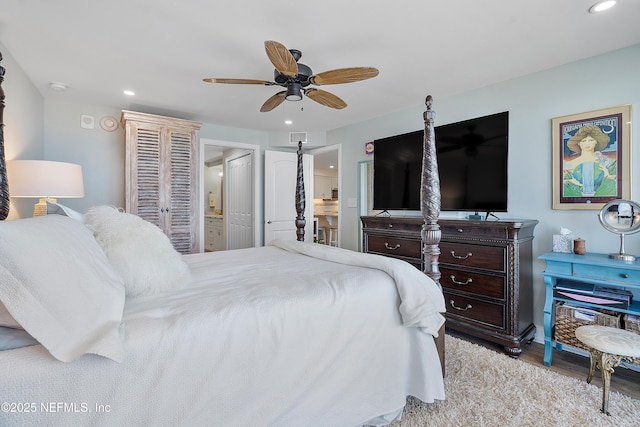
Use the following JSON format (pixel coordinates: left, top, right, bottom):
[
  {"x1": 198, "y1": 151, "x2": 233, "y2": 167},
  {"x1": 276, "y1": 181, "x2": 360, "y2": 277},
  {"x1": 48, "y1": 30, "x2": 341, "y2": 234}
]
[{"x1": 0, "y1": 242, "x2": 445, "y2": 427}]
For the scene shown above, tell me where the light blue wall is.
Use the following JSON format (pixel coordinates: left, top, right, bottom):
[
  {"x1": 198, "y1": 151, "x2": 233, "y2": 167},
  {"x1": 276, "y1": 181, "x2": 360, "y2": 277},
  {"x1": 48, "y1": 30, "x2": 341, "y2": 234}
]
[
  {"x1": 38, "y1": 103, "x2": 273, "y2": 215},
  {"x1": 43, "y1": 100, "x2": 125, "y2": 212},
  {"x1": 330, "y1": 44, "x2": 640, "y2": 341},
  {"x1": 3, "y1": 39, "x2": 639, "y2": 342},
  {"x1": 0, "y1": 40, "x2": 45, "y2": 219}
]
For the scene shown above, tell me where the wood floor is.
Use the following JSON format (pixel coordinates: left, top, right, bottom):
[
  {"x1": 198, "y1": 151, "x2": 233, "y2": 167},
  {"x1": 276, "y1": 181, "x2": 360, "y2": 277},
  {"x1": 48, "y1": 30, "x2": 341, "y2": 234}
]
[{"x1": 447, "y1": 329, "x2": 640, "y2": 400}]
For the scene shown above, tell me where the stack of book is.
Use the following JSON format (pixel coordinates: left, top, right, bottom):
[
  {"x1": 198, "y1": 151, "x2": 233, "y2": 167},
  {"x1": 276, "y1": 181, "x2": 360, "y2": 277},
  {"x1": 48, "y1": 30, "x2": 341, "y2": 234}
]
[{"x1": 554, "y1": 281, "x2": 633, "y2": 310}]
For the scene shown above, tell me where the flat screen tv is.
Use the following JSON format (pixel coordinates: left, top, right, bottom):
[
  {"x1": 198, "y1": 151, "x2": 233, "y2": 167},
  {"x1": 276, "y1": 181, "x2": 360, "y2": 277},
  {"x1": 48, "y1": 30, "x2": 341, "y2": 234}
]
[{"x1": 373, "y1": 111, "x2": 509, "y2": 213}]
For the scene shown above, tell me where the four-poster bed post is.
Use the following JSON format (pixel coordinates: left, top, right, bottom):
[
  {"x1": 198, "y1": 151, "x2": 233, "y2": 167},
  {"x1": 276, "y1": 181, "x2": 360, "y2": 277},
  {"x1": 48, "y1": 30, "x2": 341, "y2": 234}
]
[
  {"x1": 421, "y1": 95, "x2": 442, "y2": 285},
  {"x1": 295, "y1": 141, "x2": 306, "y2": 241},
  {"x1": 422, "y1": 95, "x2": 445, "y2": 373},
  {"x1": 0, "y1": 52, "x2": 9, "y2": 220}
]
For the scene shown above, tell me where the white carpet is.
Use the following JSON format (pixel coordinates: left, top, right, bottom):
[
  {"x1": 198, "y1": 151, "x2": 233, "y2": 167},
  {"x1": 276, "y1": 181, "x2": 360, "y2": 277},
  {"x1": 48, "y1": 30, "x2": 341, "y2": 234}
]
[{"x1": 393, "y1": 335, "x2": 640, "y2": 427}]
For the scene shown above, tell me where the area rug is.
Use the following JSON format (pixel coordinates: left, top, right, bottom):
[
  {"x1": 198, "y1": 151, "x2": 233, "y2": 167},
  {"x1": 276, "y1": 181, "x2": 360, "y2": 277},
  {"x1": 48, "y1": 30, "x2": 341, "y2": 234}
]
[{"x1": 392, "y1": 335, "x2": 640, "y2": 427}]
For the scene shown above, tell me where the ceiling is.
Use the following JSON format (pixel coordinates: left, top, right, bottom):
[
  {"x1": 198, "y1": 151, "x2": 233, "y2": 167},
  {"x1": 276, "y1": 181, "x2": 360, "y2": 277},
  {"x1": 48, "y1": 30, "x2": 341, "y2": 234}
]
[{"x1": 1, "y1": 1, "x2": 638, "y2": 133}]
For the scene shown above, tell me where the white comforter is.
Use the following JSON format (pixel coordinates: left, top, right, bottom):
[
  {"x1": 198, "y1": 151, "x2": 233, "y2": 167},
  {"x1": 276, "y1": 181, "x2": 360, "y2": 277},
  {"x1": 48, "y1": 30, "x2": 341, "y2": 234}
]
[{"x1": 0, "y1": 241, "x2": 445, "y2": 427}]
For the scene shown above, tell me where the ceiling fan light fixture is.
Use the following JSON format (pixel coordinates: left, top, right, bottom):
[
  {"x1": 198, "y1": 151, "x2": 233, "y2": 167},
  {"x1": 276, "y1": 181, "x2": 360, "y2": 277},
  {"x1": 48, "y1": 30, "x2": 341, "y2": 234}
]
[
  {"x1": 285, "y1": 82, "x2": 303, "y2": 101},
  {"x1": 203, "y1": 40, "x2": 378, "y2": 111},
  {"x1": 589, "y1": 0, "x2": 616, "y2": 13}
]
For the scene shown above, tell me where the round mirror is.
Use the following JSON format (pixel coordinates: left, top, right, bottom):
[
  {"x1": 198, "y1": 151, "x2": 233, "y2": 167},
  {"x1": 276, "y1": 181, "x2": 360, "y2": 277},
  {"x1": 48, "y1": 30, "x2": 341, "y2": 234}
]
[{"x1": 598, "y1": 199, "x2": 640, "y2": 262}]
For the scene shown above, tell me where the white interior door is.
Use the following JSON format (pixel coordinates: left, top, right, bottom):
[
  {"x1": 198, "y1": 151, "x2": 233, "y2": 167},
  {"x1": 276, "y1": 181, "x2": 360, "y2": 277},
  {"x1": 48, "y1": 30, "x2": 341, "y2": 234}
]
[
  {"x1": 225, "y1": 151, "x2": 253, "y2": 250},
  {"x1": 264, "y1": 150, "x2": 313, "y2": 243}
]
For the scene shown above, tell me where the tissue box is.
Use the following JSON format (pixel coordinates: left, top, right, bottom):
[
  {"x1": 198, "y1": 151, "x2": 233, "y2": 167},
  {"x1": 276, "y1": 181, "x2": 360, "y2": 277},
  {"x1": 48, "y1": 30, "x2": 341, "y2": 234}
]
[{"x1": 553, "y1": 234, "x2": 574, "y2": 253}]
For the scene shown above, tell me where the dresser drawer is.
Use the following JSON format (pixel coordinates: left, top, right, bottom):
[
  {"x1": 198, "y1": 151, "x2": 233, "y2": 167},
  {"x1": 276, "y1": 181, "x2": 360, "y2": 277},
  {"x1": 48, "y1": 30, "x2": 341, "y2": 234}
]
[
  {"x1": 362, "y1": 217, "x2": 422, "y2": 233},
  {"x1": 440, "y1": 242, "x2": 505, "y2": 272},
  {"x1": 440, "y1": 266, "x2": 506, "y2": 300},
  {"x1": 444, "y1": 292, "x2": 505, "y2": 330},
  {"x1": 572, "y1": 263, "x2": 640, "y2": 284},
  {"x1": 441, "y1": 222, "x2": 510, "y2": 239},
  {"x1": 365, "y1": 235, "x2": 422, "y2": 259}
]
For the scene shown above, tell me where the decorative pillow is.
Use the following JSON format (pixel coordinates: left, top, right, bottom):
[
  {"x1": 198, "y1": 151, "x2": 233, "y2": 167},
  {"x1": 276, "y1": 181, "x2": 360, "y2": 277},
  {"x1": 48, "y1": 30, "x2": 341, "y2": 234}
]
[
  {"x1": 46, "y1": 200, "x2": 85, "y2": 222},
  {"x1": 84, "y1": 206, "x2": 191, "y2": 297},
  {"x1": 0, "y1": 215, "x2": 126, "y2": 363}
]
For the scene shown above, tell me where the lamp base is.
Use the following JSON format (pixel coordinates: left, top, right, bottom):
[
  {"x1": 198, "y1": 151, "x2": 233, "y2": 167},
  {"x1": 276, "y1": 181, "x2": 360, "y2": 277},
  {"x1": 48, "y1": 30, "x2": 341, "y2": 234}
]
[
  {"x1": 609, "y1": 253, "x2": 636, "y2": 263},
  {"x1": 33, "y1": 197, "x2": 57, "y2": 217}
]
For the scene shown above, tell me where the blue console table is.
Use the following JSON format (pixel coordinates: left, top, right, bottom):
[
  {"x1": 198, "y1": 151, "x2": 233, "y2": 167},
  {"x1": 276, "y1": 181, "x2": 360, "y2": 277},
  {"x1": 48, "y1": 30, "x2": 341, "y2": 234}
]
[{"x1": 539, "y1": 252, "x2": 640, "y2": 366}]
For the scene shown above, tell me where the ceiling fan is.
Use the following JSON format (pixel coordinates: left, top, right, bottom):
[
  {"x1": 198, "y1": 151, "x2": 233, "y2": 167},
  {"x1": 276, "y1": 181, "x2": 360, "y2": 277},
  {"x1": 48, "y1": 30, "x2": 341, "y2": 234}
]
[{"x1": 203, "y1": 40, "x2": 379, "y2": 112}]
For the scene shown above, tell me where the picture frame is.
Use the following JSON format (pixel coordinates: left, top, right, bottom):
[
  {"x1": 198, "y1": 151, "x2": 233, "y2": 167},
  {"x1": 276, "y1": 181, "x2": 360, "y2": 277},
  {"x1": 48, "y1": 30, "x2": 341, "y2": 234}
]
[{"x1": 552, "y1": 105, "x2": 632, "y2": 210}]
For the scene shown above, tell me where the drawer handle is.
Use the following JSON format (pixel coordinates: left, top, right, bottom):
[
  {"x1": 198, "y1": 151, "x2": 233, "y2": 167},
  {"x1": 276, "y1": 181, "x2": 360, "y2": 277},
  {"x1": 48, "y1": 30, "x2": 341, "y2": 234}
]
[
  {"x1": 457, "y1": 228, "x2": 464, "y2": 233},
  {"x1": 385, "y1": 242, "x2": 401, "y2": 250},
  {"x1": 450, "y1": 300, "x2": 472, "y2": 311},
  {"x1": 450, "y1": 250, "x2": 473, "y2": 260},
  {"x1": 621, "y1": 273, "x2": 629, "y2": 279},
  {"x1": 450, "y1": 275, "x2": 473, "y2": 286}
]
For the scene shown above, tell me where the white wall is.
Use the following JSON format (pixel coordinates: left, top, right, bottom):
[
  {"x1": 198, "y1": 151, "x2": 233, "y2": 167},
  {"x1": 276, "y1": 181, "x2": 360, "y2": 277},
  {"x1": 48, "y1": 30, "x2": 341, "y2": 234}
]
[{"x1": 331, "y1": 44, "x2": 640, "y2": 342}]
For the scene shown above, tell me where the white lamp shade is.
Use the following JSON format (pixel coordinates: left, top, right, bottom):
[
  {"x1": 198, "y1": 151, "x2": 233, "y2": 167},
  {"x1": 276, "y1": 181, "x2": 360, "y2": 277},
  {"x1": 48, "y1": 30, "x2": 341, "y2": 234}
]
[{"x1": 7, "y1": 160, "x2": 85, "y2": 198}]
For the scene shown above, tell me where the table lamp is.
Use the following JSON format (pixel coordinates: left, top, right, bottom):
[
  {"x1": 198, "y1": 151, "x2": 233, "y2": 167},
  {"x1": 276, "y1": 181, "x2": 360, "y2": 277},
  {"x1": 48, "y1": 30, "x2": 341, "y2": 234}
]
[{"x1": 6, "y1": 160, "x2": 85, "y2": 217}]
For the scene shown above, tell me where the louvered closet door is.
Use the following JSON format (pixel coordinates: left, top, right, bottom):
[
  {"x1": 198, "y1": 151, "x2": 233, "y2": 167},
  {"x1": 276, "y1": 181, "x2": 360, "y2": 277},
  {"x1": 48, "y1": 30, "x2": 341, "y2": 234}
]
[
  {"x1": 127, "y1": 123, "x2": 164, "y2": 228},
  {"x1": 123, "y1": 110, "x2": 201, "y2": 255},
  {"x1": 166, "y1": 129, "x2": 197, "y2": 254}
]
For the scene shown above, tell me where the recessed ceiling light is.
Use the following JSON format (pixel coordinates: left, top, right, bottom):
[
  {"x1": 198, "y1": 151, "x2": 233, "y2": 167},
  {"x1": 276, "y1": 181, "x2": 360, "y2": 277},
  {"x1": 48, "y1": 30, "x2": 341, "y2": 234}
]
[
  {"x1": 284, "y1": 120, "x2": 293, "y2": 125},
  {"x1": 49, "y1": 82, "x2": 68, "y2": 91},
  {"x1": 123, "y1": 90, "x2": 135, "y2": 96},
  {"x1": 589, "y1": 0, "x2": 616, "y2": 13}
]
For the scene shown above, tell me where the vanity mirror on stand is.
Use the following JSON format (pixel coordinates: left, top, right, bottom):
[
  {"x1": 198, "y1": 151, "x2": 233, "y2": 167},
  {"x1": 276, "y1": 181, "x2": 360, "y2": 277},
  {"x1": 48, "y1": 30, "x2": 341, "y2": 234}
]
[{"x1": 598, "y1": 199, "x2": 640, "y2": 262}]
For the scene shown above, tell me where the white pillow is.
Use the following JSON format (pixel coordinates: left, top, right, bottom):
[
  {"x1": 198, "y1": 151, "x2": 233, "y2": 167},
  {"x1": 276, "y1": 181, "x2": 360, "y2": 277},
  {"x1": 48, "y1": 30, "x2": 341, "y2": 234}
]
[
  {"x1": 0, "y1": 215, "x2": 126, "y2": 362},
  {"x1": 46, "y1": 200, "x2": 85, "y2": 222},
  {"x1": 84, "y1": 206, "x2": 191, "y2": 297}
]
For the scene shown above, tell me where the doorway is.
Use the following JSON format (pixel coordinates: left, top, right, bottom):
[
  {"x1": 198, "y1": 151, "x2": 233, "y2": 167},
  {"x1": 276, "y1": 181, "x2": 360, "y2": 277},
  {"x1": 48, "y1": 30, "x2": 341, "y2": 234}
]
[
  {"x1": 309, "y1": 145, "x2": 341, "y2": 247},
  {"x1": 200, "y1": 138, "x2": 261, "y2": 252}
]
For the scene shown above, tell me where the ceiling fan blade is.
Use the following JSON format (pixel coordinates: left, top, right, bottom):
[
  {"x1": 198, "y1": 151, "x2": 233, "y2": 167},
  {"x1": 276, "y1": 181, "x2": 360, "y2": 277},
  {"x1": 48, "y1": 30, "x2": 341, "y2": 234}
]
[
  {"x1": 260, "y1": 91, "x2": 287, "y2": 112},
  {"x1": 202, "y1": 78, "x2": 276, "y2": 85},
  {"x1": 264, "y1": 40, "x2": 298, "y2": 77},
  {"x1": 309, "y1": 67, "x2": 379, "y2": 85},
  {"x1": 304, "y1": 88, "x2": 347, "y2": 109}
]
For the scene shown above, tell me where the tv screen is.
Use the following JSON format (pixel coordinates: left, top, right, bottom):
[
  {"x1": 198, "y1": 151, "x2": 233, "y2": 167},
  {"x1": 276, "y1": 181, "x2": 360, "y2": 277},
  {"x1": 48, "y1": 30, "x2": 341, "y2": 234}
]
[
  {"x1": 373, "y1": 130, "x2": 423, "y2": 211},
  {"x1": 373, "y1": 111, "x2": 509, "y2": 213}
]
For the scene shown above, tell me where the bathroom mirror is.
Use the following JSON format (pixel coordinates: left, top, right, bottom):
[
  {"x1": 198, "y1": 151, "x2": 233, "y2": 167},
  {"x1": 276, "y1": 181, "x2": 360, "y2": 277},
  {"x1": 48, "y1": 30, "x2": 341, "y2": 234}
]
[{"x1": 598, "y1": 199, "x2": 640, "y2": 262}]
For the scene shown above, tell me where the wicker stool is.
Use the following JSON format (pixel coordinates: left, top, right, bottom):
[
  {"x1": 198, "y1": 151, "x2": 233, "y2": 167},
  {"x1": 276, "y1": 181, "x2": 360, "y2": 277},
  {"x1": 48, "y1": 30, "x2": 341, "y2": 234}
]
[{"x1": 575, "y1": 325, "x2": 640, "y2": 415}]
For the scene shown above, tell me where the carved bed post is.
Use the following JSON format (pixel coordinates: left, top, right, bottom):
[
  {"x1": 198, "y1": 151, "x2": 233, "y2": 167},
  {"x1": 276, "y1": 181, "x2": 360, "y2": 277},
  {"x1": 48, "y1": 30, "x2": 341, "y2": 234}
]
[
  {"x1": 295, "y1": 141, "x2": 306, "y2": 241},
  {"x1": 421, "y1": 95, "x2": 445, "y2": 375},
  {"x1": 0, "y1": 52, "x2": 9, "y2": 220},
  {"x1": 421, "y1": 95, "x2": 441, "y2": 286}
]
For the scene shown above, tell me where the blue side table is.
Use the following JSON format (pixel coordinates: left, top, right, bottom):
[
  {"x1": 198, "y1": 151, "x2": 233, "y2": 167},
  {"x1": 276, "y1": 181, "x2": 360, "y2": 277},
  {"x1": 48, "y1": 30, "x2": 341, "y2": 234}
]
[{"x1": 539, "y1": 252, "x2": 640, "y2": 366}]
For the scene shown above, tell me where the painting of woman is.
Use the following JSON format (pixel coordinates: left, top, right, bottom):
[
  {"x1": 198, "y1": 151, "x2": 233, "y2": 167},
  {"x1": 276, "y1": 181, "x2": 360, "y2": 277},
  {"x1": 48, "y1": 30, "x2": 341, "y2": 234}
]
[
  {"x1": 562, "y1": 125, "x2": 616, "y2": 198},
  {"x1": 552, "y1": 105, "x2": 630, "y2": 210}
]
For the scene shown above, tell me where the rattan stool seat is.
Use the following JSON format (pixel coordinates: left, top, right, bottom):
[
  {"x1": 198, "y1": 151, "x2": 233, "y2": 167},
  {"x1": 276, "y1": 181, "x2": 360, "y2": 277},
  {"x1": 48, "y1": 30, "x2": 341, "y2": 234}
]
[{"x1": 575, "y1": 325, "x2": 640, "y2": 415}]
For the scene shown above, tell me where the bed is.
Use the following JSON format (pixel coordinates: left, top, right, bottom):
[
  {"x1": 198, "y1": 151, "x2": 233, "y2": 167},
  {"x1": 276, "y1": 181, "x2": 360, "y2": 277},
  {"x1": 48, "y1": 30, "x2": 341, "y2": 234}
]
[{"x1": 0, "y1": 54, "x2": 446, "y2": 426}]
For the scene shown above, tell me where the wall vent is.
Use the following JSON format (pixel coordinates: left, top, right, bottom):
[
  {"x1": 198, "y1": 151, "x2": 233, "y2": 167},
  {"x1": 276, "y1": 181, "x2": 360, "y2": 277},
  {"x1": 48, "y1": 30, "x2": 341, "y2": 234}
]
[{"x1": 289, "y1": 132, "x2": 308, "y2": 144}]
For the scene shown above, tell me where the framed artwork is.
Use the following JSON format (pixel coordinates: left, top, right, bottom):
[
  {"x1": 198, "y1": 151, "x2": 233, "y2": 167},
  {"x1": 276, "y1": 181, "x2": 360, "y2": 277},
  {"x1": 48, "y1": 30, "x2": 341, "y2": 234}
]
[{"x1": 552, "y1": 105, "x2": 632, "y2": 210}]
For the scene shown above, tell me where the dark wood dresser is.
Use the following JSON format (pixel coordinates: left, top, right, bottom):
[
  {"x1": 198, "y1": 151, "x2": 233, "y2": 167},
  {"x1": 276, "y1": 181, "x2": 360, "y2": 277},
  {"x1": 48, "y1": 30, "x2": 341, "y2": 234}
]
[{"x1": 361, "y1": 216, "x2": 538, "y2": 357}]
